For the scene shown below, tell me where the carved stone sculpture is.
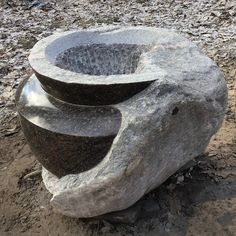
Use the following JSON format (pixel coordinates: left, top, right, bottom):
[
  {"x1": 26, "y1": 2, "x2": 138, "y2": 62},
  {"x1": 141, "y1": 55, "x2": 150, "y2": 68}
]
[{"x1": 16, "y1": 26, "x2": 227, "y2": 217}]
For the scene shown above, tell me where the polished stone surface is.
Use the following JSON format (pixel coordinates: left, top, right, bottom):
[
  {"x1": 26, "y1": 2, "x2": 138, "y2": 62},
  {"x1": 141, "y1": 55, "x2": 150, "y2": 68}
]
[
  {"x1": 16, "y1": 75, "x2": 121, "y2": 177},
  {"x1": 16, "y1": 26, "x2": 227, "y2": 218}
]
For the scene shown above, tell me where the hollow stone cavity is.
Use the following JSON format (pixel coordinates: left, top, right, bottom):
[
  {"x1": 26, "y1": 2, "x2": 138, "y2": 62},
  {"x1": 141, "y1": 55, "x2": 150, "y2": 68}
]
[{"x1": 55, "y1": 44, "x2": 145, "y2": 75}]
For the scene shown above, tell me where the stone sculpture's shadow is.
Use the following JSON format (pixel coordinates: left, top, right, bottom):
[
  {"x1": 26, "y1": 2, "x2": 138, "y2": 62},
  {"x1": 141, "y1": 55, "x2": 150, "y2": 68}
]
[
  {"x1": 79, "y1": 155, "x2": 236, "y2": 235},
  {"x1": 38, "y1": 154, "x2": 236, "y2": 235}
]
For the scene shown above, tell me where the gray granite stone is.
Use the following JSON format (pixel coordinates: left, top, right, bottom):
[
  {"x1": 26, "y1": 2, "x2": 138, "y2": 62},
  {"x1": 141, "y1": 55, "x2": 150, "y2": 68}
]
[{"x1": 16, "y1": 26, "x2": 227, "y2": 218}]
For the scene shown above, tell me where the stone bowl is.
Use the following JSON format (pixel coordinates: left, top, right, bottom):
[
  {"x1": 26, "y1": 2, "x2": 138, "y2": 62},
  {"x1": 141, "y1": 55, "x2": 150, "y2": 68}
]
[{"x1": 28, "y1": 28, "x2": 169, "y2": 105}]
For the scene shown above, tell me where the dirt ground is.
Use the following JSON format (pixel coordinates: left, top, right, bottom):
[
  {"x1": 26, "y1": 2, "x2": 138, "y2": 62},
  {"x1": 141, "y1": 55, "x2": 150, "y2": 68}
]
[{"x1": 0, "y1": 0, "x2": 236, "y2": 235}]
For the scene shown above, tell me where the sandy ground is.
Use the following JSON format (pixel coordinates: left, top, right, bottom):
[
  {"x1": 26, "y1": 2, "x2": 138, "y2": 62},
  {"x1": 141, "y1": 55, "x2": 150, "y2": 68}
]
[{"x1": 0, "y1": 0, "x2": 236, "y2": 235}]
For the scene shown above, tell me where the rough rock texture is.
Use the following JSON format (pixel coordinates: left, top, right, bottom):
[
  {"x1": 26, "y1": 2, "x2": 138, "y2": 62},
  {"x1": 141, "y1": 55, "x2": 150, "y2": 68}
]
[{"x1": 42, "y1": 26, "x2": 227, "y2": 218}]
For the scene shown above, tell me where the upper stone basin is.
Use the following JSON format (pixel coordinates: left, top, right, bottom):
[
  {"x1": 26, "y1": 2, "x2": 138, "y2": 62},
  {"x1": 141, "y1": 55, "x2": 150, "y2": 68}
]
[{"x1": 28, "y1": 27, "x2": 185, "y2": 105}]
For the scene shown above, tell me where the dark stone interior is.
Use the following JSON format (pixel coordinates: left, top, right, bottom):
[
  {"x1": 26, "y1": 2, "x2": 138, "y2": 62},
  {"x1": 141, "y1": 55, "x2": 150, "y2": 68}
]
[{"x1": 55, "y1": 44, "x2": 145, "y2": 75}]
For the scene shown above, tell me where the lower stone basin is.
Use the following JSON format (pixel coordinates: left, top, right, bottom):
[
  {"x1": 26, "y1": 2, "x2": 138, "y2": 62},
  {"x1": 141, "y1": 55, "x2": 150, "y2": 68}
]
[
  {"x1": 16, "y1": 26, "x2": 227, "y2": 218},
  {"x1": 16, "y1": 75, "x2": 121, "y2": 177}
]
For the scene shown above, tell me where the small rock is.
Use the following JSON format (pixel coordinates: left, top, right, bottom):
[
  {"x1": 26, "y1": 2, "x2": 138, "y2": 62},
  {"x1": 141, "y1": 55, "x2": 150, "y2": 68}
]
[
  {"x1": 177, "y1": 175, "x2": 185, "y2": 184},
  {"x1": 18, "y1": 35, "x2": 37, "y2": 50},
  {"x1": 167, "y1": 183, "x2": 176, "y2": 191},
  {"x1": 29, "y1": 0, "x2": 50, "y2": 10},
  {"x1": 211, "y1": 11, "x2": 221, "y2": 17}
]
